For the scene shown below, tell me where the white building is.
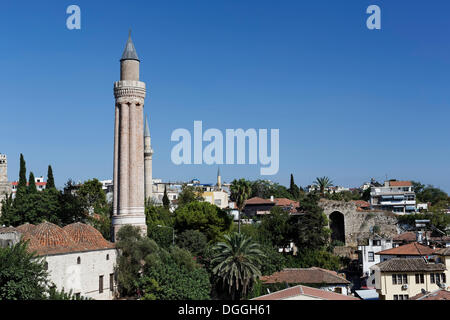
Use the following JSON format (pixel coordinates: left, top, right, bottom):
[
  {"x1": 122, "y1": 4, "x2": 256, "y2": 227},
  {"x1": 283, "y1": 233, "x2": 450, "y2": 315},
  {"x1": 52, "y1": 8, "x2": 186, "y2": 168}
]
[
  {"x1": 370, "y1": 180, "x2": 417, "y2": 214},
  {"x1": 357, "y1": 236, "x2": 393, "y2": 286},
  {"x1": 16, "y1": 222, "x2": 118, "y2": 300},
  {"x1": 11, "y1": 176, "x2": 47, "y2": 198}
]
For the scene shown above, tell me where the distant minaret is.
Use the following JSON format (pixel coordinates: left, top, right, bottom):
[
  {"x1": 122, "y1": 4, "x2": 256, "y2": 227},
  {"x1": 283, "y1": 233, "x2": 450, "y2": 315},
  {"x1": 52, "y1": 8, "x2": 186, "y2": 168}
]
[
  {"x1": 112, "y1": 31, "x2": 147, "y2": 241},
  {"x1": 0, "y1": 154, "x2": 11, "y2": 214},
  {"x1": 144, "y1": 116, "x2": 153, "y2": 202},
  {"x1": 217, "y1": 166, "x2": 221, "y2": 190}
]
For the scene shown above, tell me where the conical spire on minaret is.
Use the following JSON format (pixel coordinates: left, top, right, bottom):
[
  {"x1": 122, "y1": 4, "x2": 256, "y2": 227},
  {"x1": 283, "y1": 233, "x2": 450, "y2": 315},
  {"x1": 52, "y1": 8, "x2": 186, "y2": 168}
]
[
  {"x1": 144, "y1": 116, "x2": 151, "y2": 138},
  {"x1": 121, "y1": 30, "x2": 140, "y2": 62}
]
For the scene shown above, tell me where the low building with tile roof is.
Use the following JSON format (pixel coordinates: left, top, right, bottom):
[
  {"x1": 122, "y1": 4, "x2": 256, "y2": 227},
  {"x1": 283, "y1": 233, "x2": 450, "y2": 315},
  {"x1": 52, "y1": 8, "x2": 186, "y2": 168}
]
[
  {"x1": 260, "y1": 267, "x2": 351, "y2": 296},
  {"x1": 371, "y1": 257, "x2": 448, "y2": 300},
  {"x1": 252, "y1": 284, "x2": 360, "y2": 301},
  {"x1": 6, "y1": 221, "x2": 117, "y2": 300},
  {"x1": 376, "y1": 242, "x2": 436, "y2": 262}
]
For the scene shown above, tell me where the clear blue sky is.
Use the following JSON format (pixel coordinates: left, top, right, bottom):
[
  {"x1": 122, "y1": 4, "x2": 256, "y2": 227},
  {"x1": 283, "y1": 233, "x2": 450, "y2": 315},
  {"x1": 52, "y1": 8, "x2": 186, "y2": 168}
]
[{"x1": 0, "y1": 0, "x2": 449, "y2": 192}]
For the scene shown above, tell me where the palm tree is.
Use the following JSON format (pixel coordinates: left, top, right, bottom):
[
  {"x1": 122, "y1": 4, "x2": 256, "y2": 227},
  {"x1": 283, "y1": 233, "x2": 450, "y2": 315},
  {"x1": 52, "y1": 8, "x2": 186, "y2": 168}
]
[
  {"x1": 314, "y1": 176, "x2": 333, "y2": 196},
  {"x1": 230, "y1": 179, "x2": 252, "y2": 233},
  {"x1": 211, "y1": 233, "x2": 265, "y2": 300}
]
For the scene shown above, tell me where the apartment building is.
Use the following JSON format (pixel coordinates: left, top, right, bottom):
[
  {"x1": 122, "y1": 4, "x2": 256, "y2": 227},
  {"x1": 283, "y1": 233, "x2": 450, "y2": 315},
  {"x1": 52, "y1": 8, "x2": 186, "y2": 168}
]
[{"x1": 370, "y1": 180, "x2": 416, "y2": 214}]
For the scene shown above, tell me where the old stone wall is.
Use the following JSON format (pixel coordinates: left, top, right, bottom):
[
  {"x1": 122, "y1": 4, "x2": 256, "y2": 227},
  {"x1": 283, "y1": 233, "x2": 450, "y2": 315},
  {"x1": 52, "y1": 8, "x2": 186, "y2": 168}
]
[{"x1": 319, "y1": 199, "x2": 399, "y2": 247}]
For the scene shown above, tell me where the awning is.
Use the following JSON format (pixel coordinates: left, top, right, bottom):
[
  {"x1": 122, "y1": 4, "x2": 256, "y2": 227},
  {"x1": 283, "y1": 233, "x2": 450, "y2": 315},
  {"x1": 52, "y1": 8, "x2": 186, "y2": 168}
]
[
  {"x1": 355, "y1": 289, "x2": 379, "y2": 300},
  {"x1": 381, "y1": 196, "x2": 393, "y2": 200},
  {"x1": 393, "y1": 195, "x2": 404, "y2": 200},
  {"x1": 406, "y1": 206, "x2": 416, "y2": 211}
]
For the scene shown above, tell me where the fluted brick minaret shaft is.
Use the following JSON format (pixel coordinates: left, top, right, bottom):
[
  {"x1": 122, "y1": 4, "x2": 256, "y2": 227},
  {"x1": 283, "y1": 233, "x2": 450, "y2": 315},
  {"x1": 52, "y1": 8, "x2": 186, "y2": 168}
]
[
  {"x1": 144, "y1": 117, "x2": 153, "y2": 202},
  {"x1": 112, "y1": 32, "x2": 147, "y2": 241}
]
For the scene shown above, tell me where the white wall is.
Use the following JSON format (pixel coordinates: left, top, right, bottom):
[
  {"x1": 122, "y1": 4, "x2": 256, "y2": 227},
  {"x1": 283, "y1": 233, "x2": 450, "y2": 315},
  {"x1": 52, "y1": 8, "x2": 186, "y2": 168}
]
[{"x1": 44, "y1": 248, "x2": 118, "y2": 300}]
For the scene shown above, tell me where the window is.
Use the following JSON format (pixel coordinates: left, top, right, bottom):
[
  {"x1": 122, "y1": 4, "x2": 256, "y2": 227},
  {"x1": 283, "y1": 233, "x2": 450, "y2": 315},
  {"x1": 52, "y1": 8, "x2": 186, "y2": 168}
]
[
  {"x1": 431, "y1": 273, "x2": 435, "y2": 284},
  {"x1": 106, "y1": 254, "x2": 109, "y2": 261},
  {"x1": 368, "y1": 252, "x2": 375, "y2": 262},
  {"x1": 403, "y1": 274, "x2": 408, "y2": 284},
  {"x1": 442, "y1": 273, "x2": 446, "y2": 283},
  {"x1": 334, "y1": 287, "x2": 342, "y2": 294},
  {"x1": 372, "y1": 240, "x2": 381, "y2": 246},
  {"x1": 393, "y1": 295, "x2": 399, "y2": 300},
  {"x1": 77, "y1": 257, "x2": 81, "y2": 264},
  {"x1": 110, "y1": 273, "x2": 114, "y2": 292},
  {"x1": 415, "y1": 274, "x2": 424, "y2": 284},
  {"x1": 392, "y1": 275, "x2": 397, "y2": 285},
  {"x1": 99, "y1": 275, "x2": 104, "y2": 293}
]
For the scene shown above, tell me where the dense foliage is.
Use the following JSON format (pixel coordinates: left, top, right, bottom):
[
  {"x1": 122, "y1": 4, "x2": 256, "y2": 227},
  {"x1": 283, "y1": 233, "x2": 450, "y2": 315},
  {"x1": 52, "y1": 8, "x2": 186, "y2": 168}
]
[
  {"x1": 174, "y1": 201, "x2": 232, "y2": 242},
  {"x1": 0, "y1": 241, "x2": 49, "y2": 300}
]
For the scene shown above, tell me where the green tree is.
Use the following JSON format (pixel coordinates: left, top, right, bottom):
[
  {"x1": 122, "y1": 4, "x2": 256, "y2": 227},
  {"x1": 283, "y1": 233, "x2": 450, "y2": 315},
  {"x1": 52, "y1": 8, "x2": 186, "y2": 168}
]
[
  {"x1": 176, "y1": 229, "x2": 208, "y2": 257},
  {"x1": 314, "y1": 176, "x2": 333, "y2": 196},
  {"x1": 290, "y1": 193, "x2": 330, "y2": 250},
  {"x1": 17, "y1": 154, "x2": 27, "y2": 199},
  {"x1": 58, "y1": 179, "x2": 86, "y2": 225},
  {"x1": 211, "y1": 233, "x2": 265, "y2": 300},
  {"x1": 115, "y1": 225, "x2": 158, "y2": 297},
  {"x1": 177, "y1": 185, "x2": 204, "y2": 207},
  {"x1": 140, "y1": 246, "x2": 211, "y2": 300},
  {"x1": 162, "y1": 185, "x2": 170, "y2": 209},
  {"x1": 28, "y1": 172, "x2": 37, "y2": 194},
  {"x1": 77, "y1": 179, "x2": 107, "y2": 214},
  {"x1": 259, "y1": 206, "x2": 293, "y2": 248},
  {"x1": 0, "y1": 240, "x2": 49, "y2": 300},
  {"x1": 46, "y1": 165, "x2": 56, "y2": 189},
  {"x1": 230, "y1": 179, "x2": 252, "y2": 233},
  {"x1": 288, "y1": 174, "x2": 300, "y2": 199},
  {"x1": 174, "y1": 201, "x2": 232, "y2": 242}
]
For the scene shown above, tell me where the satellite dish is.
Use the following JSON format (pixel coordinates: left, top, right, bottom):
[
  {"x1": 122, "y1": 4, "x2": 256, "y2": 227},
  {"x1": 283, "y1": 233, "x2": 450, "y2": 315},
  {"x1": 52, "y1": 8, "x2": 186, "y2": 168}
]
[{"x1": 421, "y1": 289, "x2": 427, "y2": 294}]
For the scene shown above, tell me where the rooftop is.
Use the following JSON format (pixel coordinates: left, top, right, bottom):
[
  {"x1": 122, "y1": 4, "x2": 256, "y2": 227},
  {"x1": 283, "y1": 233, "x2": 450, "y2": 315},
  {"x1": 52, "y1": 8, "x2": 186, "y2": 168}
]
[
  {"x1": 376, "y1": 242, "x2": 435, "y2": 256},
  {"x1": 252, "y1": 285, "x2": 359, "y2": 301},
  {"x1": 388, "y1": 181, "x2": 412, "y2": 187},
  {"x1": 260, "y1": 267, "x2": 350, "y2": 285},
  {"x1": 374, "y1": 258, "x2": 445, "y2": 272},
  {"x1": 410, "y1": 289, "x2": 450, "y2": 300}
]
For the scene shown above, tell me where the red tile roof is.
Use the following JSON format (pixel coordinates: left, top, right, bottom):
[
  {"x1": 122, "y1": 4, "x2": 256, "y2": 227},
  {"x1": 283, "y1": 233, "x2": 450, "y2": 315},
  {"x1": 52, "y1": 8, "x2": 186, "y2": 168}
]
[
  {"x1": 352, "y1": 200, "x2": 370, "y2": 208},
  {"x1": 20, "y1": 221, "x2": 115, "y2": 256},
  {"x1": 260, "y1": 267, "x2": 350, "y2": 285},
  {"x1": 388, "y1": 181, "x2": 412, "y2": 187},
  {"x1": 410, "y1": 289, "x2": 450, "y2": 300},
  {"x1": 244, "y1": 197, "x2": 274, "y2": 205},
  {"x1": 274, "y1": 198, "x2": 299, "y2": 208},
  {"x1": 16, "y1": 223, "x2": 36, "y2": 234},
  {"x1": 252, "y1": 285, "x2": 359, "y2": 300},
  {"x1": 63, "y1": 222, "x2": 115, "y2": 250},
  {"x1": 376, "y1": 242, "x2": 435, "y2": 256}
]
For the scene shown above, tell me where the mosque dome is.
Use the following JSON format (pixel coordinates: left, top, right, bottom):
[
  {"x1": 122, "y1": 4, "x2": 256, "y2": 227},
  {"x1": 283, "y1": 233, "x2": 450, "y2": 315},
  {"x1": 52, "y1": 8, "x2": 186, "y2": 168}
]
[{"x1": 63, "y1": 222, "x2": 114, "y2": 250}]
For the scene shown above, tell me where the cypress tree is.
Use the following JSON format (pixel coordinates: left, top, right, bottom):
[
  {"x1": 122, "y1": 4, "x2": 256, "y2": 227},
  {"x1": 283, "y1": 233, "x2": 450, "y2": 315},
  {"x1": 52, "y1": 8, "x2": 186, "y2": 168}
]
[
  {"x1": 162, "y1": 185, "x2": 170, "y2": 209},
  {"x1": 46, "y1": 165, "x2": 55, "y2": 189},
  {"x1": 289, "y1": 174, "x2": 299, "y2": 199},
  {"x1": 28, "y1": 172, "x2": 37, "y2": 194},
  {"x1": 16, "y1": 154, "x2": 27, "y2": 199}
]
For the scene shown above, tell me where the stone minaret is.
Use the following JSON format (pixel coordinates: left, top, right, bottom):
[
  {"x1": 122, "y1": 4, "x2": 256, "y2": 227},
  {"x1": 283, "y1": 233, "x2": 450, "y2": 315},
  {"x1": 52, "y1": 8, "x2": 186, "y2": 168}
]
[
  {"x1": 217, "y1": 166, "x2": 221, "y2": 190},
  {"x1": 144, "y1": 116, "x2": 153, "y2": 202},
  {"x1": 0, "y1": 154, "x2": 11, "y2": 214},
  {"x1": 112, "y1": 32, "x2": 147, "y2": 241}
]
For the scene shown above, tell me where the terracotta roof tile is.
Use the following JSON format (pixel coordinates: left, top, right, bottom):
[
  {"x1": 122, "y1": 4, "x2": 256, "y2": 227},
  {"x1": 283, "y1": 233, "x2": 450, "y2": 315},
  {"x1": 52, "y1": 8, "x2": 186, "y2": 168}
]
[
  {"x1": 252, "y1": 285, "x2": 359, "y2": 300},
  {"x1": 410, "y1": 289, "x2": 450, "y2": 300},
  {"x1": 244, "y1": 197, "x2": 274, "y2": 205},
  {"x1": 16, "y1": 223, "x2": 36, "y2": 234},
  {"x1": 388, "y1": 181, "x2": 412, "y2": 187},
  {"x1": 434, "y1": 247, "x2": 450, "y2": 256},
  {"x1": 260, "y1": 267, "x2": 350, "y2": 285},
  {"x1": 21, "y1": 221, "x2": 114, "y2": 256},
  {"x1": 375, "y1": 258, "x2": 445, "y2": 272},
  {"x1": 63, "y1": 222, "x2": 115, "y2": 250},
  {"x1": 376, "y1": 242, "x2": 435, "y2": 256}
]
